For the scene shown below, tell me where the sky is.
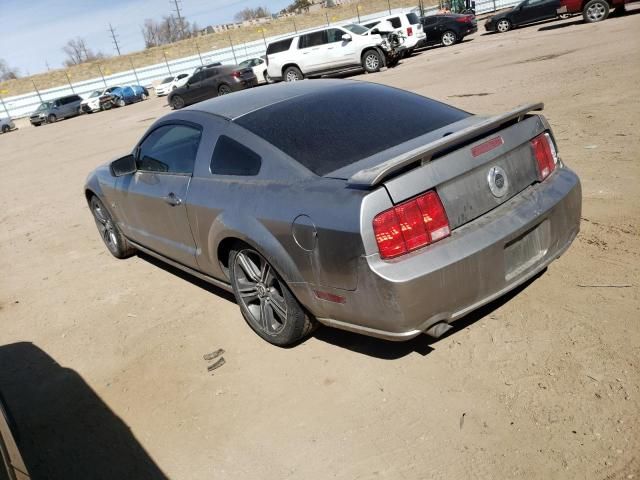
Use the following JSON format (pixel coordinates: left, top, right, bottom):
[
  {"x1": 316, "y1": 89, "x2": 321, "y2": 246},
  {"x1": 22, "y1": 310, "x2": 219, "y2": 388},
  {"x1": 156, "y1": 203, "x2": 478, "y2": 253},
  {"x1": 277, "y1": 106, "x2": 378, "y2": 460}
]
[{"x1": 0, "y1": 0, "x2": 291, "y2": 75}]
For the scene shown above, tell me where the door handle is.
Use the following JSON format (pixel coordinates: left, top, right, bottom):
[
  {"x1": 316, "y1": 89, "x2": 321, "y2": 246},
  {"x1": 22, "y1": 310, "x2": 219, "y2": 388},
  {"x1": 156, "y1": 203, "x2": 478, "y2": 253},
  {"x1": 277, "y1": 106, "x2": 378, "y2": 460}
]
[{"x1": 164, "y1": 192, "x2": 182, "y2": 206}]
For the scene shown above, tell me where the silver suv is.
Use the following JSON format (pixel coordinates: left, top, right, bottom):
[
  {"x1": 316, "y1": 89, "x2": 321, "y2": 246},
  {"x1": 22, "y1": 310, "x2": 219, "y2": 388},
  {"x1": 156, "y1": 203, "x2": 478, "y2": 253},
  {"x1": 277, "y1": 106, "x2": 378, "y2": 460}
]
[{"x1": 29, "y1": 94, "x2": 83, "y2": 126}]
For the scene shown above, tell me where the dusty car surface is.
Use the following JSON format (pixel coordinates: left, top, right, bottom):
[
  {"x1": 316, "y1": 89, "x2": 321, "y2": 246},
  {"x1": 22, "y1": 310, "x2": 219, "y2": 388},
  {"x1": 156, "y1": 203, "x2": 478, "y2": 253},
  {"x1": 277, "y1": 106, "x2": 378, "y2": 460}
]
[{"x1": 85, "y1": 80, "x2": 581, "y2": 346}]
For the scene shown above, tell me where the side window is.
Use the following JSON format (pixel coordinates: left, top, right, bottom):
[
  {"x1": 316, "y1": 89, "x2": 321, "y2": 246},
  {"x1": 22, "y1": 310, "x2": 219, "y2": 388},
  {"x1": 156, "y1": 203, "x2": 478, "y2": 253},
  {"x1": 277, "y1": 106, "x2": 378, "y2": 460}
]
[
  {"x1": 389, "y1": 17, "x2": 402, "y2": 28},
  {"x1": 299, "y1": 30, "x2": 327, "y2": 49},
  {"x1": 190, "y1": 71, "x2": 204, "y2": 83},
  {"x1": 210, "y1": 135, "x2": 261, "y2": 176},
  {"x1": 422, "y1": 17, "x2": 437, "y2": 26},
  {"x1": 326, "y1": 28, "x2": 345, "y2": 43},
  {"x1": 204, "y1": 68, "x2": 218, "y2": 79},
  {"x1": 266, "y1": 38, "x2": 293, "y2": 55},
  {"x1": 137, "y1": 124, "x2": 202, "y2": 175}
]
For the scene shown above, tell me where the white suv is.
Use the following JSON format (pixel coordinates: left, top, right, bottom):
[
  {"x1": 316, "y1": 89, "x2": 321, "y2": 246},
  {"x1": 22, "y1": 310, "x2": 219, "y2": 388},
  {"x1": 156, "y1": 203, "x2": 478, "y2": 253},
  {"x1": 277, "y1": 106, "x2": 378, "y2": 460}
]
[
  {"x1": 362, "y1": 11, "x2": 426, "y2": 55},
  {"x1": 266, "y1": 25, "x2": 386, "y2": 82}
]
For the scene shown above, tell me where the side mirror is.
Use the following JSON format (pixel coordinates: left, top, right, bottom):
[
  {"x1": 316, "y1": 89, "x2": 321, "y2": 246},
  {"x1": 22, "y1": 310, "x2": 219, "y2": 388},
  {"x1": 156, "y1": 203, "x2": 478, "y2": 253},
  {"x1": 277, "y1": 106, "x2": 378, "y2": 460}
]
[
  {"x1": 110, "y1": 154, "x2": 137, "y2": 177},
  {"x1": 341, "y1": 33, "x2": 352, "y2": 42}
]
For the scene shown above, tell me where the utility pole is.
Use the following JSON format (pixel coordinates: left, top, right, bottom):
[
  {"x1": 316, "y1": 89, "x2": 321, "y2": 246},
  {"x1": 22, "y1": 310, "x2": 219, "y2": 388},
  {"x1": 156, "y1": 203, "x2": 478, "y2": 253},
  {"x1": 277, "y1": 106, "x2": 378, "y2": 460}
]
[
  {"x1": 109, "y1": 23, "x2": 122, "y2": 55},
  {"x1": 45, "y1": 60, "x2": 51, "y2": 71},
  {"x1": 172, "y1": 0, "x2": 186, "y2": 37}
]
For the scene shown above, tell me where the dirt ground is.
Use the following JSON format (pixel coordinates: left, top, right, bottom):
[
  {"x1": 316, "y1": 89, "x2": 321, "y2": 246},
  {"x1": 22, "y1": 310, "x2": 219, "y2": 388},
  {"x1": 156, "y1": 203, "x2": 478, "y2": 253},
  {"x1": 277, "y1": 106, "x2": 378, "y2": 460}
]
[{"x1": 1, "y1": 10, "x2": 639, "y2": 480}]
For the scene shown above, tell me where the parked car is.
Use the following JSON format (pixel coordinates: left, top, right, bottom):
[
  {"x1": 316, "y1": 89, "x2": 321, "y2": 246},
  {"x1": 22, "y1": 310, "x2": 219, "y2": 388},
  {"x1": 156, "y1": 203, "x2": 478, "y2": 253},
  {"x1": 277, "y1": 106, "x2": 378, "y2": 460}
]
[
  {"x1": 420, "y1": 13, "x2": 478, "y2": 46},
  {"x1": 558, "y1": 0, "x2": 636, "y2": 22},
  {"x1": 86, "y1": 80, "x2": 581, "y2": 347},
  {"x1": 155, "y1": 74, "x2": 190, "y2": 96},
  {"x1": 485, "y1": 0, "x2": 561, "y2": 32},
  {"x1": 1, "y1": 117, "x2": 15, "y2": 134},
  {"x1": 29, "y1": 94, "x2": 82, "y2": 126},
  {"x1": 238, "y1": 57, "x2": 271, "y2": 84},
  {"x1": 361, "y1": 11, "x2": 426, "y2": 54},
  {"x1": 0, "y1": 392, "x2": 30, "y2": 479},
  {"x1": 167, "y1": 64, "x2": 257, "y2": 109},
  {"x1": 80, "y1": 89, "x2": 115, "y2": 113},
  {"x1": 266, "y1": 26, "x2": 390, "y2": 82},
  {"x1": 110, "y1": 85, "x2": 148, "y2": 107}
]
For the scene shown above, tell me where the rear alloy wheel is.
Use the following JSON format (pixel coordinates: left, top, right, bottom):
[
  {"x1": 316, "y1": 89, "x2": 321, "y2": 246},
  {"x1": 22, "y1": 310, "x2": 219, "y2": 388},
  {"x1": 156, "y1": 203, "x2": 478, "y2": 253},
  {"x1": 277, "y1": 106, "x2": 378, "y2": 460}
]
[
  {"x1": 583, "y1": 0, "x2": 609, "y2": 22},
  {"x1": 229, "y1": 247, "x2": 316, "y2": 346},
  {"x1": 441, "y1": 30, "x2": 457, "y2": 46},
  {"x1": 141, "y1": 93, "x2": 148, "y2": 100},
  {"x1": 218, "y1": 84, "x2": 232, "y2": 96},
  {"x1": 170, "y1": 95, "x2": 185, "y2": 110},
  {"x1": 496, "y1": 19, "x2": 512, "y2": 32},
  {"x1": 283, "y1": 66, "x2": 303, "y2": 82},
  {"x1": 47, "y1": 114, "x2": 57, "y2": 124},
  {"x1": 264, "y1": 72, "x2": 274, "y2": 84},
  {"x1": 90, "y1": 196, "x2": 135, "y2": 259},
  {"x1": 362, "y1": 49, "x2": 382, "y2": 73}
]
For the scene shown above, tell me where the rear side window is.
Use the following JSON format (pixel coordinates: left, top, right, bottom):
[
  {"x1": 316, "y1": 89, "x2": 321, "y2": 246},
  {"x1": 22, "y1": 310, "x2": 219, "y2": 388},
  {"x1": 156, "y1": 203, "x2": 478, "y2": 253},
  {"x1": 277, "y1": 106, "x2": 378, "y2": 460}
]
[
  {"x1": 389, "y1": 17, "x2": 402, "y2": 28},
  {"x1": 137, "y1": 124, "x2": 202, "y2": 174},
  {"x1": 299, "y1": 30, "x2": 327, "y2": 49},
  {"x1": 235, "y1": 82, "x2": 469, "y2": 176},
  {"x1": 406, "y1": 13, "x2": 420, "y2": 24},
  {"x1": 266, "y1": 38, "x2": 293, "y2": 55},
  {"x1": 210, "y1": 135, "x2": 261, "y2": 176}
]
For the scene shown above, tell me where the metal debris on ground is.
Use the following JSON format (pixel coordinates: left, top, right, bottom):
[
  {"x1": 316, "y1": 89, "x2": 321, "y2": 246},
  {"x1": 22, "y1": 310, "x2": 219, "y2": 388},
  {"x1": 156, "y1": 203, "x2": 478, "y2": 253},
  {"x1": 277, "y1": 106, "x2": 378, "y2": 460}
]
[
  {"x1": 203, "y1": 348, "x2": 225, "y2": 361},
  {"x1": 207, "y1": 357, "x2": 226, "y2": 373}
]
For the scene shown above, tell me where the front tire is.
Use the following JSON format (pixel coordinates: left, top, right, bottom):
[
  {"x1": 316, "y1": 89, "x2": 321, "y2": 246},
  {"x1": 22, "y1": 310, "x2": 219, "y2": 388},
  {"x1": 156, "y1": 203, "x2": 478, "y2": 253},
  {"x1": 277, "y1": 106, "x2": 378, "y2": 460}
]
[
  {"x1": 496, "y1": 18, "x2": 512, "y2": 32},
  {"x1": 583, "y1": 0, "x2": 609, "y2": 22},
  {"x1": 362, "y1": 49, "x2": 382, "y2": 73},
  {"x1": 441, "y1": 30, "x2": 457, "y2": 46},
  {"x1": 47, "y1": 114, "x2": 57, "y2": 124},
  {"x1": 283, "y1": 66, "x2": 304, "y2": 82},
  {"x1": 170, "y1": 95, "x2": 185, "y2": 110},
  {"x1": 116, "y1": 98, "x2": 126, "y2": 107},
  {"x1": 141, "y1": 93, "x2": 148, "y2": 100},
  {"x1": 229, "y1": 247, "x2": 316, "y2": 346},
  {"x1": 90, "y1": 196, "x2": 135, "y2": 259}
]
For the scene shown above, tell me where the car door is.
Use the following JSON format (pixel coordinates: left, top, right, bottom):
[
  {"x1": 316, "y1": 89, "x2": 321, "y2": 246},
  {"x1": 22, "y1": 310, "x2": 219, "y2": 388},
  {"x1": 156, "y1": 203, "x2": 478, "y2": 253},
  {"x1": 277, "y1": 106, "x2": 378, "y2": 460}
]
[
  {"x1": 115, "y1": 122, "x2": 202, "y2": 268},
  {"x1": 183, "y1": 71, "x2": 205, "y2": 103},
  {"x1": 298, "y1": 30, "x2": 329, "y2": 72},
  {"x1": 326, "y1": 28, "x2": 357, "y2": 67},
  {"x1": 528, "y1": 0, "x2": 561, "y2": 20},
  {"x1": 511, "y1": 0, "x2": 546, "y2": 24},
  {"x1": 421, "y1": 16, "x2": 439, "y2": 44}
]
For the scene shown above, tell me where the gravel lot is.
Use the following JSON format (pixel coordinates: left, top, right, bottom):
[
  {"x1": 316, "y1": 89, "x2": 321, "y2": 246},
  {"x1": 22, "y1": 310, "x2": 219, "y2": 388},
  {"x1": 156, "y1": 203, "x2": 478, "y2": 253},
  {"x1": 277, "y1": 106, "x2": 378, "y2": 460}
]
[{"x1": 1, "y1": 10, "x2": 639, "y2": 480}]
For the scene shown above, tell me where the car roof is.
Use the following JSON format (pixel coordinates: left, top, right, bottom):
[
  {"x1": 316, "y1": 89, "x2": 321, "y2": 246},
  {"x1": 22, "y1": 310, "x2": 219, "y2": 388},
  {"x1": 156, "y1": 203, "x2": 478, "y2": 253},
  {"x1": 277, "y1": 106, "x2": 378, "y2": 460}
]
[{"x1": 184, "y1": 79, "x2": 350, "y2": 120}]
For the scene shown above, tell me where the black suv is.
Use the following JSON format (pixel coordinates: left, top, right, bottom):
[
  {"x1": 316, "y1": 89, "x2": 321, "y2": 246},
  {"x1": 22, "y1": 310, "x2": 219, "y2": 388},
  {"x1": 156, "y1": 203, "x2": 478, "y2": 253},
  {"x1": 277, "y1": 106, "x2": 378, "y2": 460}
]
[
  {"x1": 167, "y1": 64, "x2": 257, "y2": 110},
  {"x1": 29, "y1": 94, "x2": 83, "y2": 126},
  {"x1": 420, "y1": 14, "x2": 478, "y2": 47}
]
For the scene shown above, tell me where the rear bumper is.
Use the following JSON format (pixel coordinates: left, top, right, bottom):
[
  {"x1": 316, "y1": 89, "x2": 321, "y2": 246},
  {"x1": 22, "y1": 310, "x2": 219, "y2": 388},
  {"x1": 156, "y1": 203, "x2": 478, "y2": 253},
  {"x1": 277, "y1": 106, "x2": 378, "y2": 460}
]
[{"x1": 316, "y1": 167, "x2": 581, "y2": 340}]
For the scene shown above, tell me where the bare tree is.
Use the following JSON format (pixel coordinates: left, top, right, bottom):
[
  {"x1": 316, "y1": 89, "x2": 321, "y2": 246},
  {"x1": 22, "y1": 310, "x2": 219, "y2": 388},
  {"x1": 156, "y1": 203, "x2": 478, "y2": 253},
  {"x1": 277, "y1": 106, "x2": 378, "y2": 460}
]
[
  {"x1": 62, "y1": 38, "x2": 104, "y2": 67},
  {"x1": 234, "y1": 6, "x2": 271, "y2": 22},
  {"x1": 141, "y1": 14, "x2": 198, "y2": 48},
  {"x1": 0, "y1": 59, "x2": 20, "y2": 81}
]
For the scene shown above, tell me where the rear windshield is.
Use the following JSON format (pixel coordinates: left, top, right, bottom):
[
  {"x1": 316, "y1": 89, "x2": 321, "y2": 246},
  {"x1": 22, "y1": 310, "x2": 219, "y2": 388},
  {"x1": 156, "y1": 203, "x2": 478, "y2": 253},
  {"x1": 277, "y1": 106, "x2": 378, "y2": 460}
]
[
  {"x1": 266, "y1": 38, "x2": 293, "y2": 55},
  {"x1": 234, "y1": 82, "x2": 469, "y2": 176},
  {"x1": 161, "y1": 76, "x2": 174, "y2": 83},
  {"x1": 406, "y1": 12, "x2": 420, "y2": 24}
]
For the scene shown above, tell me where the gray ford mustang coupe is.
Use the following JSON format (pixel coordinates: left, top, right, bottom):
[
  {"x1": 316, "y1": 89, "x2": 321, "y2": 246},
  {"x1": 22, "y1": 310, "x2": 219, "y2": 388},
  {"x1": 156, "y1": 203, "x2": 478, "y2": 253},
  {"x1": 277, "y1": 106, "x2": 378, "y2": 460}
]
[{"x1": 85, "y1": 79, "x2": 581, "y2": 346}]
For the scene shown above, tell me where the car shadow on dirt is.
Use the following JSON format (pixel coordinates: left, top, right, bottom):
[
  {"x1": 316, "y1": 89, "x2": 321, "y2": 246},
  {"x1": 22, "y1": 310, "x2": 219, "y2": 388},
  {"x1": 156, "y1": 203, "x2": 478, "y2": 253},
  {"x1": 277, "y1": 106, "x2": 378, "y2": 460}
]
[
  {"x1": 0, "y1": 342, "x2": 168, "y2": 480},
  {"x1": 312, "y1": 269, "x2": 545, "y2": 360}
]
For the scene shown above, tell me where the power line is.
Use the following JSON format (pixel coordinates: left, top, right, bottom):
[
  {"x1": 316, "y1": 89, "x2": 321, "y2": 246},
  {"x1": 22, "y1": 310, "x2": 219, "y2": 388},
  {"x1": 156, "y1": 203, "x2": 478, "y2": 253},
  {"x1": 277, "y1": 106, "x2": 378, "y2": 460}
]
[{"x1": 109, "y1": 23, "x2": 122, "y2": 56}]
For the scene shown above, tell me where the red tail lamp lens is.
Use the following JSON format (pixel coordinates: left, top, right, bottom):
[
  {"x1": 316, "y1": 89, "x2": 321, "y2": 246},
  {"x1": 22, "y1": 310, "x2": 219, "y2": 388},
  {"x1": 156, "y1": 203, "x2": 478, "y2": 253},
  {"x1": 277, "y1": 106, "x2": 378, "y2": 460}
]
[
  {"x1": 531, "y1": 132, "x2": 558, "y2": 180},
  {"x1": 373, "y1": 190, "x2": 450, "y2": 259}
]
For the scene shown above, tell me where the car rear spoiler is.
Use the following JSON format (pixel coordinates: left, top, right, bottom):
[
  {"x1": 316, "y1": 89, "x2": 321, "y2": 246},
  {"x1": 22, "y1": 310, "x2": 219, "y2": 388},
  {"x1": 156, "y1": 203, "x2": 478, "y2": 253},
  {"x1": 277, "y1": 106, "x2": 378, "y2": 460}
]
[{"x1": 347, "y1": 102, "x2": 544, "y2": 187}]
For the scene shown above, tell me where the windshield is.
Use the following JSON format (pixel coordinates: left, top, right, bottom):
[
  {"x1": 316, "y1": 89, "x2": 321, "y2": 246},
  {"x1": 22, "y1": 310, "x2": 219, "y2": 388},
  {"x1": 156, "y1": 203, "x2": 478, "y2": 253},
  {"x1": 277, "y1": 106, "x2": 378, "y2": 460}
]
[
  {"x1": 36, "y1": 102, "x2": 51, "y2": 111},
  {"x1": 161, "y1": 77, "x2": 174, "y2": 84},
  {"x1": 89, "y1": 90, "x2": 102, "y2": 98},
  {"x1": 343, "y1": 24, "x2": 368, "y2": 34}
]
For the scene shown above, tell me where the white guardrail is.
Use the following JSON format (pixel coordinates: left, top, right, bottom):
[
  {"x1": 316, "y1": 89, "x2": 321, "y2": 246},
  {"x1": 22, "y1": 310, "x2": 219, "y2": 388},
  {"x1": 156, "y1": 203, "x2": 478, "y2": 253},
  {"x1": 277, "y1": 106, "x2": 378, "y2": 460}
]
[{"x1": 0, "y1": 2, "x2": 517, "y2": 120}]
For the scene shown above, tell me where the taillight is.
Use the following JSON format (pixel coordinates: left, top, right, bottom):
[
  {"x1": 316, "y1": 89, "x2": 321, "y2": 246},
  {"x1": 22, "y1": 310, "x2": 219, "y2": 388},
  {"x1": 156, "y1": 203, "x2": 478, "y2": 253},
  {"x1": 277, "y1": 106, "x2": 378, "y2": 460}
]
[
  {"x1": 407, "y1": 26, "x2": 413, "y2": 36},
  {"x1": 456, "y1": 15, "x2": 474, "y2": 22},
  {"x1": 231, "y1": 70, "x2": 241, "y2": 78},
  {"x1": 373, "y1": 190, "x2": 450, "y2": 259},
  {"x1": 531, "y1": 132, "x2": 558, "y2": 181}
]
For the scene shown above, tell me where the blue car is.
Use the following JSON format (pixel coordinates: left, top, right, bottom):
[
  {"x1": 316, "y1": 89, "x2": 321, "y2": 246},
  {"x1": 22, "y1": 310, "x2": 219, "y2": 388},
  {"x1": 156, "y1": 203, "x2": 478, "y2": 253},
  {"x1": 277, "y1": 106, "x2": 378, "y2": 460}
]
[{"x1": 110, "y1": 85, "x2": 148, "y2": 107}]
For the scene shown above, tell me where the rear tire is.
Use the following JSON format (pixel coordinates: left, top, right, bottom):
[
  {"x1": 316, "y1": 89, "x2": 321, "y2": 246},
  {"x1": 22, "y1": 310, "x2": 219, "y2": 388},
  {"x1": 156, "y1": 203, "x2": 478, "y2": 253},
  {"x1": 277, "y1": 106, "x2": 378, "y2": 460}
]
[
  {"x1": 229, "y1": 246, "x2": 316, "y2": 346},
  {"x1": 583, "y1": 0, "x2": 610, "y2": 22},
  {"x1": 141, "y1": 93, "x2": 148, "y2": 100},
  {"x1": 170, "y1": 95, "x2": 185, "y2": 110},
  {"x1": 283, "y1": 66, "x2": 304, "y2": 82},
  {"x1": 264, "y1": 71, "x2": 274, "y2": 84},
  {"x1": 441, "y1": 30, "x2": 457, "y2": 46},
  {"x1": 1, "y1": 124, "x2": 9, "y2": 133},
  {"x1": 362, "y1": 49, "x2": 382, "y2": 73},
  {"x1": 90, "y1": 196, "x2": 135, "y2": 259},
  {"x1": 218, "y1": 84, "x2": 232, "y2": 96}
]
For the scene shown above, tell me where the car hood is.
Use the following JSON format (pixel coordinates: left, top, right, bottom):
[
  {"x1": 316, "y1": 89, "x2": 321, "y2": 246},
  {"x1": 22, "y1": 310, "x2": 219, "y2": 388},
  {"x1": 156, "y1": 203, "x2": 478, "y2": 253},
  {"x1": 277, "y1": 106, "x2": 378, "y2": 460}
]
[{"x1": 486, "y1": 8, "x2": 514, "y2": 21}]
